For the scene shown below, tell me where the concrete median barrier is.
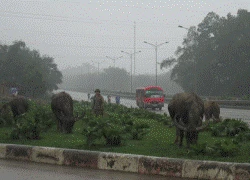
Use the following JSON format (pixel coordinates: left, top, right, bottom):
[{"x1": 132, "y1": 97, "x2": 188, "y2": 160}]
[
  {"x1": 5, "y1": 144, "x2": 32, "y2": 161},
  {"x1": 63, "y1": 149, "x2": 99, "y2": 168},
  {"x1": 138, "y1": 156, "x2": 183, "y2": 177},
  {"x1": 32, "y1": 146, "x2": 64, "y2": 165},
  {"x1": 98, "y1": 152, "x2": 140, "y2": 173},
  {"x1": 0, "y1": 143, "x2": 250, "y2": 179}
]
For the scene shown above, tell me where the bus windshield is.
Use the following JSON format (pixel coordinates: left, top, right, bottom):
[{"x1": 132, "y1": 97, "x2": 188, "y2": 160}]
[{"x1": 145, "y1": 90, "x2": 163, "y2": 98}]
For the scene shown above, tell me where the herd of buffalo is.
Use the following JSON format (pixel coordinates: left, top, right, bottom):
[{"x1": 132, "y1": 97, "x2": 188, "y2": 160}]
[{"x1": 0, "y1": 91, "x2": 220, "y2": 148}]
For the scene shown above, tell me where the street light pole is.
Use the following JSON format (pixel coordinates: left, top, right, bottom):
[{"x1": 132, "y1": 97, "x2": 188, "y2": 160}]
[
  {"x1": 121, "y1": 50, "x2": 141, "y2": 93},
  {"x1": 144, "y1": 41, "x2": 169, "y2": 86},
  {"x1": 178, "y1": 25, "x2": 197, "y2": 93},
  {"x1": 155, "y1": 43, "x2": 158, "y2": 86},
  {"x1": 106, "y1": 56, "x2": 123, "y2": 68}
]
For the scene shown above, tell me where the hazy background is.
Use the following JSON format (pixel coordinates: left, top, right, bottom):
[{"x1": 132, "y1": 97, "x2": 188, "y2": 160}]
[{"x1": 1, "y1": 0, "x2": 249, "y2": 75}]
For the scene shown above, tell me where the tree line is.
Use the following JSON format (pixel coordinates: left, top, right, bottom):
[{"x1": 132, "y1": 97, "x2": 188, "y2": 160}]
[
  {"x1": 160, "y1": 9, "x2": 250, "y2": 98},
  {"x1": 60, "y1": 66, "x2": 183, "y2": 95},
  {"x1": 0, "y1": 41, "x2": 62, "y2": 97}
]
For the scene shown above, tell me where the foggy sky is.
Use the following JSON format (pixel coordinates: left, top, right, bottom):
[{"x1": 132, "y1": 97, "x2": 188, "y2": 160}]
[{"x1": 0, "y1": 0, "x2": 249, "y2": 75}]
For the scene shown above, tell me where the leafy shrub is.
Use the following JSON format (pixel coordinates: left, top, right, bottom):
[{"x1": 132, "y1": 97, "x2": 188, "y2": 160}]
[
  {"x1": 0, "y1": 105, "x2": 14, "y2": 127},
  {"x1": 81, "y1": 104, "x2": 151, "y2": 147},
  {"x1": 10, "y1": 111, "x2": 41, "y2": 140},
  {"x1": 32, "y1": 102, "x2": 55, "y2": 131},
  {"x1": 81, "y1": 112, "x2": 128, "y2": 147},
  {"x1": 131, "y1": 122, "x2": 150, "y2": 140},
  {"x1": 214, "y1": 140, "x2": 239, "y2": 157},
  {"x1": 10, "y1": 100, "x2": 54, "y2": 140},
  {"x1": 235, "y1": 131, "x2": 250, "y2": 142},
  {"x1": 103, "y1": 123, "x2": 126, "y2": 146},
  {"x1": 82, "y1": 116, "x2": 104, "y2": 147},
  {"x1": 189, "y1": 140, "x2": 239, "y2": 157},
  {"x1": 209, "y1": 118, "x2": 249, "y2": 137},
  {"x1": 188, "y1": 143, "x2": 214, "y2": 156}
]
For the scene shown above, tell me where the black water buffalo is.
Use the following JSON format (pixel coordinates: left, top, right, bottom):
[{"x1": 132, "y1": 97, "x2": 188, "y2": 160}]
[
  {"x1": 168, "y1": 92, "x2": 209, "y2": 148},
  {"x1": 51, "y1": 91, "x2": 84, "y2": 133},
  {"x1": 0, "y1": 96, "x2": 29, "y2": 117},
  {"x1": 204, "y1": 101, "x2": 221, "y2": 122}
]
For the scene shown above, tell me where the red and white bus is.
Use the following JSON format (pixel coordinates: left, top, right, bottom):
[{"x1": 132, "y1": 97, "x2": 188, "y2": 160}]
[{"x1": 136, "y1": 86, "x2": 165, "y2": 110}]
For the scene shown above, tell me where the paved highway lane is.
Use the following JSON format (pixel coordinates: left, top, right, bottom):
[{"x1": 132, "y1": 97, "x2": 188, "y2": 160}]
[
  {"x1": 57, "y1": 90, "x2": 250, "y2": 124},
  {"x1": 0, "y1": 159, "x2": 193, "y2": 180}
]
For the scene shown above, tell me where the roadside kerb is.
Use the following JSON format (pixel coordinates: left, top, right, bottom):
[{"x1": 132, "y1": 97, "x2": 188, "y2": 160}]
[{"x1": 0, "y1": 144, "x2": 250, "y2": 179}]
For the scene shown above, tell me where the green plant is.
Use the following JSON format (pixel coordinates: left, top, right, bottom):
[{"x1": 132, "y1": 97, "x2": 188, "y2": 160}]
[
  {"x1": 9, "y1": 100, "x2": 55, "y2": 140},
  {"x1": 10, "y1": 111, "x2": 41, "y2": 140},
  {"x1": 131, "y1": 122, "x2": 150, "y2": 140},
  {"x1": 214, "y1": 140, "x2": 239, "y2": 157},
  {"x1": 189, "y1": 140, "x2": 239, "y2": 157},
  {"x1": 0, "y1": 105, "x2": 14, "y2": 127},
  {"x1": 209, "y1": 118, "x2": 249, "y2": 137},
  {"x1": 103, "y1": 123, "x2": 126, "y2": 146},
  {"x1": 32, "y1": 102, "x2": 55, "y2": 131},
  {"x1": 188, "y1": 143, "x2": 213, "y2": 156},
  {"x1": 234, "y1": 131, "x2": 250, "y2": 142}
]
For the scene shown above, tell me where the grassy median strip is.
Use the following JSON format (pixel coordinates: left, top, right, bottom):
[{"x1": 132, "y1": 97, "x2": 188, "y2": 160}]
[{"x1": 0, "y1": 100, "x2": 250, "y2": 163}]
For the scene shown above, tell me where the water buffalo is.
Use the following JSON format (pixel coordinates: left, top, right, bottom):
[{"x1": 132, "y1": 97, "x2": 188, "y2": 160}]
[
  {"x1": 168, "y1": 92, "x2": 209, "y2": 148},
  {"x1": 0, "y1": 96, "x2": 29, "y2": 117},
  {"x1": 51, "y1": 91, "x2": 84, "y2": 133},
  {"x1": 204, "y1": 101, "x2": 220, "y2": 122}
]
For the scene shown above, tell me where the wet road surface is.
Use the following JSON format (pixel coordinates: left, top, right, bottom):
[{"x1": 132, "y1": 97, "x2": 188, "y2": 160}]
[
  {"x1": 62, "y1": 90, "x2": 250, "y2": 124},
  {"x1": 0, "y1": 159, "x2": 193, "y2": 180}
]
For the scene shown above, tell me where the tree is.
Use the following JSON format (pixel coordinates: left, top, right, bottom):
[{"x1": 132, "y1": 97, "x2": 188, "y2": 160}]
[
  {"x1": 0, "y1": 41, "x2": 62, "y2": 97},
  {"x1": 162, "y1": 9, "x2": 250, "y2": 97},
  {"x1": 99, "y1": 67, "x2": 130, "y2": 92}
]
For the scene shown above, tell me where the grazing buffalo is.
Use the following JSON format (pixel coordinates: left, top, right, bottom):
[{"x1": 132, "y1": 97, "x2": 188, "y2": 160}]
[
  {"x1": 0, "y1": 96, "x2": 29, "y2": 117},
  {"x1": 51, "y1": 92, "x2": 84, "y2": 133},
  {"x1": 168, "y1": 92, "x2": 209, "y2": 148},
  {"x1": 204, "y1": 101, "x2": 221, "y2": 122}
]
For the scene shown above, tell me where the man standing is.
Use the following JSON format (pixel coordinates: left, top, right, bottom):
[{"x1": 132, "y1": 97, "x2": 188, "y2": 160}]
[
  {"x1": 107, "y1": 95, "x2": 111, "y2": 104},
  {"x1": 10, "y1": 87, "x2": 18, "y2": 97},
  {"x1": 92, "y1": 89, "x2": 104, "y2": 116},
  {"x1": 115, "y1": 95, "x2": 120, "y2": 105}
]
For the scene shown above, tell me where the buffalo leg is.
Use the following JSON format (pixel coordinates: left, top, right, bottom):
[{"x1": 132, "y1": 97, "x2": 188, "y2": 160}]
[
  {"x1": 53, "y1": 110, "x2": 63, "y2": 132},
  {"x1": 186, "y1": 131, "x2": 198, "y2": 148},
  {"x1": 186, "y1": 131, "x2": 191, "y2": 149},
  {"x1": 179, "y1": 130, "x2": 184, "y2": 147},
  {"x1": 175, "y1": 128, "x2": 180, "y2": 144}
]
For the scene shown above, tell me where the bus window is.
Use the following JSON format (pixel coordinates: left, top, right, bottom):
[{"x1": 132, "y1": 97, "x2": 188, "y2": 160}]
[{"x1": 145, "y1": 90, "x2": 163, "y2": 98}]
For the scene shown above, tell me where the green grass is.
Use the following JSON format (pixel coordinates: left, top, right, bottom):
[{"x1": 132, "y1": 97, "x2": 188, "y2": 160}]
[{"x1": 1, "y1": 117, "x2": 250, "y2": 163}]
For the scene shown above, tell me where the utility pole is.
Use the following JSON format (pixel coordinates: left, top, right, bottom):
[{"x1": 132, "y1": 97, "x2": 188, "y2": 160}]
[
  {"x1": 91, "y1": 60, "x2": 104, "y2": 75},
  {"x1": 134, "y1": 21, "x2": 136, "y2": 75},
  {"x1": 121, "y1": 50, "x2": 141, "y2": 93}
]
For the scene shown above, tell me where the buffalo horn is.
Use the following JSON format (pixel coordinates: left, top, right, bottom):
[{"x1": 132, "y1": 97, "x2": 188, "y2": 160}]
[{"x1": 173, "y1": 114, "x2": 187, "y2": 131}]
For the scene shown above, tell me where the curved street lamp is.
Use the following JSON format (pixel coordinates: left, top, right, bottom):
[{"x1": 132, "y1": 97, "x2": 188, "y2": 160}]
[
  {"x1": 178, "y1": 25, "x2": 197, "y2": 93},
  {"x1": 178, "y1": 25, "x2": 189, "y2": 30},
  {"x1": 143, "y1": 41, "x2": 169, "y2": 86},
  {"x1": 106, "y1": 56, "x2": 123, "y2": 68}
]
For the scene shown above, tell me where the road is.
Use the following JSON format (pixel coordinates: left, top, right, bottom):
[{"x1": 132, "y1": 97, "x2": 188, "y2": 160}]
[
  {"x1": 0, "y1": 159, "x2": 192, "y2": 180},
  {"x1": 59, "y1": 90, "x2": 250, "y2": 123}
]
